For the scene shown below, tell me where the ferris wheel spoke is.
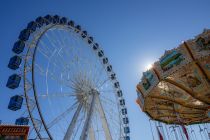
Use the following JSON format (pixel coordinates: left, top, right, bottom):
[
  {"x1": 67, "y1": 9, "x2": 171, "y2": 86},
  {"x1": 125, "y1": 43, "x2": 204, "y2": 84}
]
[
  {"x1": 44, "y1": 31, "x2": 61, "y2": 51},
  {"x1": 92, "y1": 64, "x2": 105, "y2": 87},
  {"x1": 44, "y1": 32, "x2": 71, "y2": 70},
  {"x1": 37, "y1": 47, "x2": 51, "y2": 60},
  {"x1": 52, "y1": 57, "x2": 69, "y2": 73},
  {"x1": 50, "y1": 29, "x2": 74, "y2": 64},
  {"x1": 96, "y1": 78, "x2": 111, "y2": 89},
  {"x1": 35, "y1": 63, "x2": 46, "y2": 76},
  {"x1": 63, "y1": 103, "x2": 83, "y2": 140},
  {"x1": 66, "y1": 31, "x2": 91, "y2": 76},
  {"x1": 60, "y1": 36, "x2": 76, "y2": 58},
  {"x1": 37, "y1": 37, "x2": 57, "y2": 57},
  {"x1": 39, "y1": 39, "x2": 55, "y2": 55},
  {"x1": 100, "y1": 95, "x2": 117, "y2": 107},
  {"x1": 57, "y1": 29, "x2": 70, "y2": 49},
  {"x1": 34, "y1": 58, "x2": 63, "y2": 77},
  {"x1": 56, "y1": 34, "x2": 76, "y2": 60},
  {"x1": 46, "y1": 70, "x2": 77, "y2": 90},
  {"x1": 47, "y1": 101, "x2": 79, "y2": 129},
  {"x1": 99, "y1": 89, "x2": 116, "y2": 94},
  {"x1": 99, "y1": 103, "x2": 120, "y2": 124},
  {"x1": 37, "y1": 57, "x2": 69, "y2": 86},
  {"x1": 37, "y1": 92, "x2": 77, "y2": 98}
]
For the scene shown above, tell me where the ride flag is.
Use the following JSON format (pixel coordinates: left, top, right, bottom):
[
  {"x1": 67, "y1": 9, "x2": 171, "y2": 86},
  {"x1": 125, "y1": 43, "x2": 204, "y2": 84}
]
[
  {"x1": 156, "y1": 127, "x2": 164, "y2": 140},
  {"x1": 181, "y1": 125, "x2": 189, "y2": 140}
]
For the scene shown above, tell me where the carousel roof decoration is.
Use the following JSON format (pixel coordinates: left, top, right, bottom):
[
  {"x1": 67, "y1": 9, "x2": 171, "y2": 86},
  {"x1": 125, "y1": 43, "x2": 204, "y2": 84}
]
[{"x1": 136, "y1": 29, "x2": 210, "y2": 125}]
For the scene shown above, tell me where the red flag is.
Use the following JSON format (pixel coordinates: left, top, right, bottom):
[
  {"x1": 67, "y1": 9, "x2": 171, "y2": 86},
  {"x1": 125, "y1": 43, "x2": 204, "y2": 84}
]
[
  {"x1": 181, "y1": 125, "x2": 189, "y2": 140},
  {"x1": 156, "y1": 127, "x2": 163, "y2": 140}
]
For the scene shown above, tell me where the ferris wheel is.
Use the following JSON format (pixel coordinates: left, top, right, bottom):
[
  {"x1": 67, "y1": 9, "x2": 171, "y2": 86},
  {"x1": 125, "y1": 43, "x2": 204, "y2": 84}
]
[{"x1": 6, "y1": 15, "x2": 130, "y2": 140}]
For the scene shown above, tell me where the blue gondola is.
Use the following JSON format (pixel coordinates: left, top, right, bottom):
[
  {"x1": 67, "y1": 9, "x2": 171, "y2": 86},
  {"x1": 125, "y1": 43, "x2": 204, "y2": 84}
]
[
  {"x1": 122, "y1": 108, "x2": 127, "y2": 115},
  {"x1": 117, "y1": 90, "x2": 123, "y2": 97},
  {"x1": 98, "y1": 50, "x2": 104, "y2": 57},
  {"x1": 8, "y1": 95, "x2": 23, "y2": 111},
  {"x1": 114, "y1": 82, "x2": 119, "y2": 88},
  {"x1": 123, "y1": 117, "x2": 129, "y2": 124},
  {"x1": 44, "y1": 15, "x2": 53, "y2": 24},
  {"x1": 93, "y1": 43, "x2": 99, "y2": 50},
  {"x1": 8, "y1": 55, "x2": 22, "y2": 70},
  {"x1": 12, "y1": 40, "x2": 25, "y2": 54},
  {"x1": 36, "y1": 16, "x2": 45, "y2": 27},
  {"x1": 120, "y1": 99, "x2": 125, "y2": 106},
  {"x1": 111, "y1": 73, "x2": 116, "y2": 80},
  {"x1": 124, "y1": 136, "x2": 130, "y2": 140},
  {"x1": 68, "y1": 20, "x2": 74, "y2": 27},
  {"x1": 103, "y1": 57, "x2": 108, "y2": 64},
  {"x1": 81, "y1": 31, "x2": 87, "y2": 38},
  {"x1": 88, "y1": 37, "x2": 93, "y2": 44},
  {"x1": 6, "y1": 74, "x2": 21, "y2": 89},
  {"x1": 124, "y1": 127, "x2": 130, "y2": 134},
  {"x1": 15, "y1": 117, "x2": 29, "y2": 125},
  {"x1": 53, "y1": 15, "x2": 60, "y2": 24},
  {"x1": 60, "y1": 17, "x2": 67, "y2": 24},
  {"x1": 107, "y1": 65, "x2": 112, "y2": 72},
  {"x1": 27, "y1": 21, "x2": 37, "y2": 32},
  {"x1": 18, "y1": 29, "x2": 30, "y2": 41},
  {"x1": 75, "y1": 25, "x2": 81, "y2": 33}
]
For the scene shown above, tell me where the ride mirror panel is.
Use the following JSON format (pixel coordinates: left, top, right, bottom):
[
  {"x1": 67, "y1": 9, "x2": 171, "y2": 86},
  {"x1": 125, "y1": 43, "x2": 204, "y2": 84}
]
[
  {"x1": 137, "y1": 69, "x2": 159, "y2": 96},
  {"x1": 186, "y1": 29, "x2": 210, "y2": 59},
  {"x1": 153, "y1": 45, "x2": 192, "y2": 79}
]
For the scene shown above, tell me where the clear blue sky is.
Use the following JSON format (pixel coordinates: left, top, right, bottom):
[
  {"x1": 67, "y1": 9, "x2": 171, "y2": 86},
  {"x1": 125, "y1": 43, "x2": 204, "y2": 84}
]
[{"x1": 0, "y1": 0, "x2": 210, "y2": 140}]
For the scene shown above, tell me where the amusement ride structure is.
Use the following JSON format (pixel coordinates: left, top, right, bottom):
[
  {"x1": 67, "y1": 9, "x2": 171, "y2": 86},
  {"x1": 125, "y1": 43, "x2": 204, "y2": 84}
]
[
  {"x1": 5, "y1": 15, "x2": 130, "y2": 140},
  {"x1": 136, "y1": 29, "x2": 210, "y2": 140}
]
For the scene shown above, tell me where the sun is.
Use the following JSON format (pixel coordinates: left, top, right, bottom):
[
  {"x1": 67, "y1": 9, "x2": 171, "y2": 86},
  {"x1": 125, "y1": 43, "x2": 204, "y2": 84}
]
[{"x1": 146, "y1": 64, "x2": 153, "y2": 70}]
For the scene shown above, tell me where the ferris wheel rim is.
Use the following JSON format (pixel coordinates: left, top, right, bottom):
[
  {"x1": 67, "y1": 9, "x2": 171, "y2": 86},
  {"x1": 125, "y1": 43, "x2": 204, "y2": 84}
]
[{"x1": 19, "y1": 16, "x2": 129, "y2": 140}]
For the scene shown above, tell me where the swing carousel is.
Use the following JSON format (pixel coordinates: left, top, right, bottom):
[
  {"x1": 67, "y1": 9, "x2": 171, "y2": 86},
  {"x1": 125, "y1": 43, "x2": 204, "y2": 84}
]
[{"x1": 136, "y1": 29, "x2": 210, "y2": 140}]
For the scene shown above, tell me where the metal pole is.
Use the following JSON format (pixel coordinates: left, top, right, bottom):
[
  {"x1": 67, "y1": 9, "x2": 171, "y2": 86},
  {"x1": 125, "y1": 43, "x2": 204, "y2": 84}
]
[
  {"x1": 95, "y1": 93, "x2": 112, "y2": 140},
  {"x1": 149, "y1": 119, "x2": 155, "y2": 140},
  {"x1": 164, "y1": 124, "x2": 171, "y2": 140},
  {"x1": 89, "y1": 125, "x2": 96, "y2": 140},
  {"x1": 63, "y1": 103, "x2": 83, "y2": 140},
  {"x1": 80, "y1": 93, "x2": 96, "y2": 140},
  {"x1": 172, "y1": 126, "x2": 179, "y2": 140}
]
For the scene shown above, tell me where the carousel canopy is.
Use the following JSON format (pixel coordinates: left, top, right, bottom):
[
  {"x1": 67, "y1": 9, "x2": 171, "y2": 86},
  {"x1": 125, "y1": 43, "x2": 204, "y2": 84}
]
[{"x1": 136, "y1": 29, "x2": 210, "y2": 125}]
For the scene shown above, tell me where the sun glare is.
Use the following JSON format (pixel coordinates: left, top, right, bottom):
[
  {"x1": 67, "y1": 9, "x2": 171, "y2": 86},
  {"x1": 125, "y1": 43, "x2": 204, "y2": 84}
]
[{"x1": 146, "y1": 64, "x2": 153, "y2": 70}]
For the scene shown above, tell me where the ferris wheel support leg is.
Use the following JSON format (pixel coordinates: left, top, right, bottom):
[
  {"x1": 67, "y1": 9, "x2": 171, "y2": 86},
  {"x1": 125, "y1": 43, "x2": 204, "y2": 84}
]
[
  {"x1": 80, "y1": 94, "x2": 96, "y2": 140},
  {"x1": 88, "y1": 125, "x2": 96, "y2": 140},
  {"x1": 63, "y1": 103, "x2": 83, "y2": 140},
  {"x1": 95, "y1": 94, "x2": 113, "y2": 140}
]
